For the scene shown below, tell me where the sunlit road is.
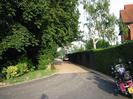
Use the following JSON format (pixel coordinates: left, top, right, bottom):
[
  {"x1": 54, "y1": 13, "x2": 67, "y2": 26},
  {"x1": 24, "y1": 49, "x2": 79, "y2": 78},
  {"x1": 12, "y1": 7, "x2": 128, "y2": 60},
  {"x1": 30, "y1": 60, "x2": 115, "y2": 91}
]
[{"x1": 0, "y1": 69, "x2": 130, "y2": 99}]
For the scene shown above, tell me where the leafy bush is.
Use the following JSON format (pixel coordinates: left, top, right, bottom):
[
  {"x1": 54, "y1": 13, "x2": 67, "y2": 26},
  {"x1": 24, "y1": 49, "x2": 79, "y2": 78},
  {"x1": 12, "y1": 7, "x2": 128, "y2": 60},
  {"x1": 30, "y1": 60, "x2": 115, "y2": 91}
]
[
  {"x1": 38, "y1": 53, "x2": 50, "y2": 70},
  {"x1": 38, "y1": 51, "x2": 56, "y2": 70},
  {"x1": 2, "y1": 62, "x2": 29, "y2": 79},
  {"x1": 38, "y1": 45, "x2": 57, "y2": 70},
  {"x1": 122, "y1": 40, "x2": 133, "y2": 44},
  {"x1": 18, "y1": 55, "x2": 35, "y2": 71},
  {"x1": 96, "y1": 39, "x2": 110, "y2": 48},
  {"x1": 85, "y1": 39, "x2": 94, "y2": 50},
  {"x1": 16, "y1": 63, "x2": 28, "y2": 76},
  {"x1": 2, "y1": 66, "x2": 18, "y2": 79}
]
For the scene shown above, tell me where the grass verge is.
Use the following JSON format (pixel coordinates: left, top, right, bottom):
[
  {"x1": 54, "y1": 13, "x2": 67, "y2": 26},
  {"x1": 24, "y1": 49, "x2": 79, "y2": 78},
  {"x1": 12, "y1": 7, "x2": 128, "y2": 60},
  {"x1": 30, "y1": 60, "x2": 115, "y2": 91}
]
[{"x1": 2, "y1": 69, "x2": 56, "y2": 84}]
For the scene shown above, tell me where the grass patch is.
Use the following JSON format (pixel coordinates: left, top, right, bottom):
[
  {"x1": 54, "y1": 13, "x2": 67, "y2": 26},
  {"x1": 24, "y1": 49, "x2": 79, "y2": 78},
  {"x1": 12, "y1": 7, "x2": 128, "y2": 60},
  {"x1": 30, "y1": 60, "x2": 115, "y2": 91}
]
[{"x1": 2, "y1": 69, "x2": 56, "y2": 84}]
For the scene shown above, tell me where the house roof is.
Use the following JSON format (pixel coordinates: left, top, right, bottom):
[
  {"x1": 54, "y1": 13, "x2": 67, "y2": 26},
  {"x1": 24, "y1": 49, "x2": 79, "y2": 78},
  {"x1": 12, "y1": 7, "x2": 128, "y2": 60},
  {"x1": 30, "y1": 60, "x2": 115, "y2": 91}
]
[
  {"x1": 124, "y1": 4, "x2": 133, "y2": 10},
  {"x1": 120, "y1": 4, "x2": 133, "y2": 24}
]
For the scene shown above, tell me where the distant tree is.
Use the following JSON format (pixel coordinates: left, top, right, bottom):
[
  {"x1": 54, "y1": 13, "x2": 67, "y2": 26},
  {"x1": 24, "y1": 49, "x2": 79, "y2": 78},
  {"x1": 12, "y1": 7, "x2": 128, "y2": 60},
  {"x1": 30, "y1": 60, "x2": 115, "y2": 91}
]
[
  {"x1": 82, "y1": 0, "x2": 117, "y2": 49},
  {"x1": 85, "y1": 39, "x2": 110, "y2": 50},
  {"x1": 96, "y1": 39, "x2": 110, "y2": 48},
  {"x1": 85, "y1": 39, "x2": 93, "y2": 50}
]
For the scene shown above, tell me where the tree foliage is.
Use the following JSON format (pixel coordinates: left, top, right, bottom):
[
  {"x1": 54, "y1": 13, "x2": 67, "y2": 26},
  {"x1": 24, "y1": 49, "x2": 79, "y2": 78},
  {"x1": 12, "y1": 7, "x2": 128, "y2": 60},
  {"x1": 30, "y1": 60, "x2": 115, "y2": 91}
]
[
  {"x1": 119, "y1": 20, "x2": 129, "y2": 36},
  {"x1": 83, "y1": 0, "x2": 117, "y2": 48},
  {"x1": 0, "y1": 0, "x2": 79, "y2": 68},
  {"x1": 96, "y1": 39, "x2": 110, "y2": 48},
  {"x1": 85, "y1": 39, "x2": 110, "y2": 50},
  {"x1": 85, "y1": 39, "x2": 93, "y2": 49}
]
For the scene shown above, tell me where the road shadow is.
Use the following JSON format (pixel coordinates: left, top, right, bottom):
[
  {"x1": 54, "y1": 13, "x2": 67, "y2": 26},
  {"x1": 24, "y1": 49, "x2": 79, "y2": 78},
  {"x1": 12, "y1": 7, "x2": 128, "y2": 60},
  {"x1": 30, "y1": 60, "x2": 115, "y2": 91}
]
[
  {"x1": 93, "y1": 75, "x2": 116, "y2": 94},
  {"x1": 87, "y1": 71, "x2": 117, "y2": 95},
  {"x1": 40, "y1": 94, "x2": 48, "y2": 99},
  {"x1": 87, "y1": 70, "x2": 131, "y2": 98}
]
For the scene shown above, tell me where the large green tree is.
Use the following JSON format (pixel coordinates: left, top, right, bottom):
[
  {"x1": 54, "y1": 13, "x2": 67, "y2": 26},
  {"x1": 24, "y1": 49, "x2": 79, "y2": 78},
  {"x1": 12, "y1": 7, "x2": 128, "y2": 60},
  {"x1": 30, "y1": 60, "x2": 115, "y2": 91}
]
[
  {"x1": 83, "y1": 0, "x2": 117, "y2": 49},
  {"x1": 0, "y1": 0, "x2": 79, "y2": 66}
]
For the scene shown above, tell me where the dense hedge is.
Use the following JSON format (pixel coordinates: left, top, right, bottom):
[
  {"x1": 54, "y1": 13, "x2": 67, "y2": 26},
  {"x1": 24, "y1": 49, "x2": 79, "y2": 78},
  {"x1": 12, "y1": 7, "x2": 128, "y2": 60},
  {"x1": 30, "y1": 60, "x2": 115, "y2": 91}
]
[{"x1": 68, "y1": 41, "x2": 133, "y2": 75}]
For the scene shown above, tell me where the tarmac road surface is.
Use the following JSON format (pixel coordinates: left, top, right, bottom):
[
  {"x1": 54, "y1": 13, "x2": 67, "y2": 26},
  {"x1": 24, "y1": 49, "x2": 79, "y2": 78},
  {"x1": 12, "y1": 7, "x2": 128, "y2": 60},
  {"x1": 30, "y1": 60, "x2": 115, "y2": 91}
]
[{"x1": 0, "y1": 69, "x2": 130, "y2": 99}]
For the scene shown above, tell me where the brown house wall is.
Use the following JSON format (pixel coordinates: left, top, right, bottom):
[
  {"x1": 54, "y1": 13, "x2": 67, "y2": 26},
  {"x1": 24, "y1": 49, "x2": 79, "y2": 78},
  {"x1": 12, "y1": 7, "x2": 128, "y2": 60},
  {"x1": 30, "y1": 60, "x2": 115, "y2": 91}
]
[
  {"x1": 129, "y1": 24, "x2": 133, "y2": 40},
  {"x1": 120, "y1": 4, "x2": 133, "y2": 41}
]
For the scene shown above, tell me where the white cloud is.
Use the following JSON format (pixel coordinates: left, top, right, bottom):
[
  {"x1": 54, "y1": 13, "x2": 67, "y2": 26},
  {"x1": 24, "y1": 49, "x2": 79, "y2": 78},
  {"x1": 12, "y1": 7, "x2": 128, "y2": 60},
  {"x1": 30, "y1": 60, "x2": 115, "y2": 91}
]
[{"x1": 110, "y1": 0, "x2": 133, "y2": 18}]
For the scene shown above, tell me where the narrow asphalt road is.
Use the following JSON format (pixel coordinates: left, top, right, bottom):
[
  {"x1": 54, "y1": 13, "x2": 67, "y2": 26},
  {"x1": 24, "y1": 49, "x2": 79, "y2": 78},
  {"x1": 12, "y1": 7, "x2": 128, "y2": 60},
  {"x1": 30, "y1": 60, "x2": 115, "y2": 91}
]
[{"x1": 0, "y1": 69, "x2": 130, "y2": 99}]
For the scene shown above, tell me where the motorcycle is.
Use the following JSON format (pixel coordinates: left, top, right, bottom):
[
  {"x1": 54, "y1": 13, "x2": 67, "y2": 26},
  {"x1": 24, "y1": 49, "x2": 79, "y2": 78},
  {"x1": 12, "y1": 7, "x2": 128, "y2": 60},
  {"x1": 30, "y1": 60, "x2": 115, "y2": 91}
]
[{"x1": 111, "y1": 62, "x2": 133, "y2": 98}]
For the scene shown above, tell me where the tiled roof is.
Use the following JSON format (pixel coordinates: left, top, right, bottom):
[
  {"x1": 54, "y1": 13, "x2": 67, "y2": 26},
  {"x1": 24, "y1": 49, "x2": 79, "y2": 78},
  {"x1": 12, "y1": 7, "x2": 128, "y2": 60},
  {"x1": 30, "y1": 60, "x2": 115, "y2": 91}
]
[
  {"x1": 120, "y1": 4, "x2": 133, "y2": 23},
  {"x1": 124, "y1": 4, "x2": 133, "y2": 10}
]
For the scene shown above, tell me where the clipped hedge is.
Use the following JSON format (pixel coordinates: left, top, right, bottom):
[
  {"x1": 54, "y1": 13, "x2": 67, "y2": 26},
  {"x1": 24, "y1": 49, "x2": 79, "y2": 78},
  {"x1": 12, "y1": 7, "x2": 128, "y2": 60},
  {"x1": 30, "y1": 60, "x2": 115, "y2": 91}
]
[{"x1": 68, "y1": 41, "x2": 133, "y2": 75}]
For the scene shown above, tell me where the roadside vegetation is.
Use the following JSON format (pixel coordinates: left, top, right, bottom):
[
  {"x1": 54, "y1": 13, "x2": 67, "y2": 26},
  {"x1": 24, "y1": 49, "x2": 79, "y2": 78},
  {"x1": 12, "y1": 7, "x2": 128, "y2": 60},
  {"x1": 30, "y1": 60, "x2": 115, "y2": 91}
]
[
  {"x1": 68, "y1": 0, "x2": 131, "y2": 75},
  {"x1": 68, "y1": 41, "x2": 133, "y2": 75},
  {"x1": 0, "y1": 0, "x2": 130, "y2": 84},
  {"x1": 3, "y1": 68, "x2": 55, "y2": 84},
  {"x1": 0, "y1": 0, "x2": 79, "y2": 84}
]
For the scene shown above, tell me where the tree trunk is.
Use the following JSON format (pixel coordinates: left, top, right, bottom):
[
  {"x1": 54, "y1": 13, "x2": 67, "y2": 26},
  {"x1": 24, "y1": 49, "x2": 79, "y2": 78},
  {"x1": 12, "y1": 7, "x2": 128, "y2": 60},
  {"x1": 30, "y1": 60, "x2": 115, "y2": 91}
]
[
  {"x1": 92, "y1": 38, "x2": 97, "y2": 49},
  {"x1": 93, "y1": 42, "x2": 96, "y2": 49}
]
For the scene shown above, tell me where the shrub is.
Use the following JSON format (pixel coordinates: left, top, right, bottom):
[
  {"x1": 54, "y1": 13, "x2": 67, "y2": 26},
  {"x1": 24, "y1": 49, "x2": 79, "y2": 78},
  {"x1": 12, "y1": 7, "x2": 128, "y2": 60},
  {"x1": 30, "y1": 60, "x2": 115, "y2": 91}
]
[
  {"x1": 122, "y1": 40, "x2": 133, "y2": 44},
  {"x1": 2, "y1": 63, "x2": 29, "y2": 79},
  {"x1": 16, "y1": 63, "x2": 28, "y2": 76},
  {"x1": 2, "y1": 66, "x2": 18, "y2": 79},
  {"x1": 18, "y1": 55, "x2": 35, "y2": 71},
  {"x1": 85, "y1": 39, "x2": 94, "y2": 50},
  {"x1": 38, "y1": 51, "x2": 55, "y2": 70},
  {"x1": 96, "y1": 39, "x2": 110, "y2": 48},
  {"x1": 38, "y1": 53, "x2": 50, "y2": 70},
  {"x1": 38, "y1": 46, "x2": 57, "y2": 70}
]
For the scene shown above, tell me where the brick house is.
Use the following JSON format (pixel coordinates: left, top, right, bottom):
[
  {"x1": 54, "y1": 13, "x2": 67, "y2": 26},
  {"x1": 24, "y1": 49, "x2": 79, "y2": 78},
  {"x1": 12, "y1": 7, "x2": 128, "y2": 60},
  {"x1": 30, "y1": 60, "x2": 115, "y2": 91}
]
[{"x1": 120, "y1": 4, "x2": 133, "y2": 41}]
